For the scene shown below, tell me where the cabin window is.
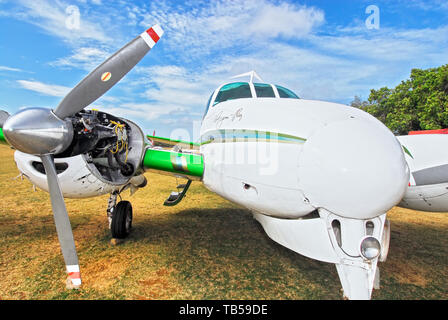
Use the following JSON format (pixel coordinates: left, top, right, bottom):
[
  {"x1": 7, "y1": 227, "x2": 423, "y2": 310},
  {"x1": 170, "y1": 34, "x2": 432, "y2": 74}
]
[
  {"x1": 213, "y1": 82, "x2": 252, "y2": 106},
  {"x1": 254, "y1": 83, "x2": 275, "y2": 98},
  {"x1": 276, "y1": 85, "x2": 300, "y2": 99}
]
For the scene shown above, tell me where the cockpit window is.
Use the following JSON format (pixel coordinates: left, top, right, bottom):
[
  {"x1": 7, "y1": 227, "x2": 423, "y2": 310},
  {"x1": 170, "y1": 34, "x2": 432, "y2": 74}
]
[
  {"x1": 213, "y1": 82, "x2": 252, "y2": 106},
  {"x1": 203, "y1": 93, "x2": 214, "y2": 119},
  {"x1": 276, "y1": 85, "x2": 300, "y2": 99},
  {"x1": 254, "y1": 83, "x2": 275, "y2": 98}
]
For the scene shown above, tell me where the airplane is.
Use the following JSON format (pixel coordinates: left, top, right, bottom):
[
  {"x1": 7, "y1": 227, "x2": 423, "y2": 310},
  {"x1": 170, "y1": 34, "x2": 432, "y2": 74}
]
[
  {"x1": 0, "y1": 24, "x2": 446, "y2": 300},
  {"x1": 397, "y1": 131, "x2": 448, "y2": 212}
]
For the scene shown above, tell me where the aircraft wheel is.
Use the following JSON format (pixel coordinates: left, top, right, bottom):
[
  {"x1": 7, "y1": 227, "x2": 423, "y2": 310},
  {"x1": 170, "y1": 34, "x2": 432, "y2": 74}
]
[{"x1": 111, "y1": 201, "x2": 133, "y2": 239}]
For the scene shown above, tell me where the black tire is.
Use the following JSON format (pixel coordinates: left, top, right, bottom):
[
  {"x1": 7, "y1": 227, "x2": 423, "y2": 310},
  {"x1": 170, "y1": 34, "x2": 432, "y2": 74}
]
[{"x1": 111, "y1": 201, "x2": 133, "y2": 239}]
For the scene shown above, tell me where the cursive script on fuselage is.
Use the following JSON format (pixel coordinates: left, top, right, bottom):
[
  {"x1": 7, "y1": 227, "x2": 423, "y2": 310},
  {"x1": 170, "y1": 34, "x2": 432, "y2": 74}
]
[{"x1": 214, "y1": 107, "x2": 243, "y2": 128}]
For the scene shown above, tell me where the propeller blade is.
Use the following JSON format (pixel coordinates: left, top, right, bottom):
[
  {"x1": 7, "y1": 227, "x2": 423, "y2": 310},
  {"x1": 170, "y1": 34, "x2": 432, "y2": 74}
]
[
  {"x1": 41, "y1": 154, "x2": 81, "y2": 289},
  {"x1": 54, "y1": 24, "x2": 164, "y2": 119},
  {"x1": 0, "y1": 110, "x2": 10, "y2": 128}
]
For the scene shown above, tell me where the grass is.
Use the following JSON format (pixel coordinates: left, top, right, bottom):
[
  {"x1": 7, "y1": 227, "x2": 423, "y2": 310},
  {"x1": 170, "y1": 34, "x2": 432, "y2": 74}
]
[{"x1": 0, "y1": 144, "x2": 446, "y2": 300}]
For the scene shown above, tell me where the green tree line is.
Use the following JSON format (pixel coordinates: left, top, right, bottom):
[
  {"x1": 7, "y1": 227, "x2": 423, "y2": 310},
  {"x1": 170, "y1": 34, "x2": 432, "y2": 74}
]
[{"x1": 351, "y1": 64, "x2": 448, "y2": 135}]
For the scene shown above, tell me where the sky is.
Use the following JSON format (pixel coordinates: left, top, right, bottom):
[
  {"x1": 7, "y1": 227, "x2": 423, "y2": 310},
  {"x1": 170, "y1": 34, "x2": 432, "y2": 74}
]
[{"x1": 0, "y1": 0, "x2": 447, "y2": 141}]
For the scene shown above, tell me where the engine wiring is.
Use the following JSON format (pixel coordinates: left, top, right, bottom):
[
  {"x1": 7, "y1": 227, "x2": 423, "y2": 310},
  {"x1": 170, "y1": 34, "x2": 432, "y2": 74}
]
[
  {"x1": 60, "y1": 110, "x2": 136, "y2": 181},
  {"x1": 109, "y1": 120, "x2": 129, "y2": 163}
]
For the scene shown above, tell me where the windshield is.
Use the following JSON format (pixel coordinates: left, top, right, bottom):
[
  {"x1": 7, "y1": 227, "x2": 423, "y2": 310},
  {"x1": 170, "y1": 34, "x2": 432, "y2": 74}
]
[
  {"x1": 254, "y1": 83, "x2": 275, "y2": 98},
  {"x1": 202, "y1": 93, "x2": 214, "y2": 119},
  {"x1": 276, "y1": 85, "x2": 300, "y2": 99},
  {"x1": 205, "y1": 82, "x2": 300, "y2": 114},
  {"x1": 213, "y1": 82, "x2": 252, "y2": 106}
]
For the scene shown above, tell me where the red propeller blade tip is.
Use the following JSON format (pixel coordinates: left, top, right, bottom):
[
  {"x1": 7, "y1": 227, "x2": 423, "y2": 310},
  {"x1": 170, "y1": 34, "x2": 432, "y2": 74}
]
[{"x1": 140, "y1": 24, "x2": 164, "y2": 48}]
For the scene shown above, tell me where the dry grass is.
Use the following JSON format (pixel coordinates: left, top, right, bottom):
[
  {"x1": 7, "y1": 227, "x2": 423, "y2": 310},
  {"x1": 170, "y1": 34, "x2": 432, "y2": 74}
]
[{"x1": 0, "y1": 144, "x2": 446, "y2": 300}]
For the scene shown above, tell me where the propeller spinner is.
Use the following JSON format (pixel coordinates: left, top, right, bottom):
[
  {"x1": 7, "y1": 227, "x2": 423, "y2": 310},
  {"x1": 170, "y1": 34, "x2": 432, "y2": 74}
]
[{"x1": 2, "y1": 24, "x2": 164, "y2": 289}]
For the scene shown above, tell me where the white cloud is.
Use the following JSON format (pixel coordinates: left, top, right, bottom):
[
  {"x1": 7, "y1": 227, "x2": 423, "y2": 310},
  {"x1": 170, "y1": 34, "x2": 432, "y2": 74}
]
[
  {"x1": 140, "y1": 0, "x2": 325, "y2": 58},
  {"x1": 13, "y1": 0, "x2": 110, "y2": 44},
  {"x1": 397, "y1": 0, "x2": 448, "y2": 11},
  {"x1": 246, "y1": 3, "x2": 324, "y2": 38},
  {"x1": 17, "y1": 80, "x2": 70, "y2": 97},
  {"x1": 98, "y1": 96, "x2": 120, "y2": 103},
  {"x1": 0, "y1": 65, "x2": 23, "y2": 72},
  {"x1": 128, "y1": 20, "x2": 448, "y2": 121},
  {"x1": 309, "y1": 25, "x2": 448, "y2": 63},
  {"x1": 5, "y1": 0, "x2": 448, "y2": 138},
  {"x1": 51, "y1": 47, "x2": 111, "y2": 71},
  {"x1": 106, "y1": 103, "x2": 186, "y2": 122}
]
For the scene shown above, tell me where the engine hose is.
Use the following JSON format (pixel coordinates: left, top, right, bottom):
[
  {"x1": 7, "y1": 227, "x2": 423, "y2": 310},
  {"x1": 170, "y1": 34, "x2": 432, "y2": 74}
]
[
  {"x1": 107, "y1": 150, "x2": 120, "y2": 170},
  {"x1": 114, "y1": 151, "x2": 134, "y2": 176}
]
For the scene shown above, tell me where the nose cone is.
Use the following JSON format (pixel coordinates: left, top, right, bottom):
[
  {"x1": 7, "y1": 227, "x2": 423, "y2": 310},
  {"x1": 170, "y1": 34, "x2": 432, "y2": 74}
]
[
  {"x1": 298, "y1": 118, "x2": 409, "y2": 219},
  {"x1": 3, "y1": 108, "x2": 73, "y2": 155}
]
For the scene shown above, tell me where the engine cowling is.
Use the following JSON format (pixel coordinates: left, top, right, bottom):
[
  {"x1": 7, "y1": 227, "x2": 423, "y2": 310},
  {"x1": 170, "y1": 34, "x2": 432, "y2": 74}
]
[{"x1": 13, "y1": 109, "x2": 148, "y2": 198}]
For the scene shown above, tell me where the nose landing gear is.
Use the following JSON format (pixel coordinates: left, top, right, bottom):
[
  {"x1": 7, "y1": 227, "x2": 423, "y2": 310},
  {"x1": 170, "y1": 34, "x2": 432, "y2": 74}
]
[
  {"x1": 111, "y1": 200, "x2": 133, "y2": 239},
  {"x1": 253, "y1": 208, "x2": 389, "y2": 300},
  {"x1": 107, "y1": 192, "x2": 133, "y2": 239}
]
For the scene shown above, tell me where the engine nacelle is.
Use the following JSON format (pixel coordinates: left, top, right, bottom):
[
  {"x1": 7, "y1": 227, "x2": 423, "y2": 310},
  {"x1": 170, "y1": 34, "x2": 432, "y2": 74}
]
[
  {"x1": 15, "y1": 151, "x2": 116, "y2": 198},
  {"x1": 13, "y1": 110, "x2": 148, "y2": 198}
]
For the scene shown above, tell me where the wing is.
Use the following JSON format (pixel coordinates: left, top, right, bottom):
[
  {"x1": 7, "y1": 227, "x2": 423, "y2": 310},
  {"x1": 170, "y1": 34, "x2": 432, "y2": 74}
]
[
  {"x1": 143, "y1": 138, "x2": 203, "y2": 181},
  {"x1": 142, "y1": 136, "x2": 204, "y2": 206},
  {"x1": 0, "y1": 128, "x2": 8, "y2": 145},
  {"x1": 147, "y1": 134, "x2": 200, "y2": 151}
]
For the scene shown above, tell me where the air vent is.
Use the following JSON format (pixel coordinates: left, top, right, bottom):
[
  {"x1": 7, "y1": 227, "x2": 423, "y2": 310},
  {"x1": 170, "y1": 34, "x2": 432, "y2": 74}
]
[
  {"x1": 366, "y1": 221, "x2": 374, "y2": 236},
  {"x1": 32, "y1": 161, "x2": 69, "y2": 175},
  {"x1": 332, "y1": 219, "x2": 342, "y2": 247}
]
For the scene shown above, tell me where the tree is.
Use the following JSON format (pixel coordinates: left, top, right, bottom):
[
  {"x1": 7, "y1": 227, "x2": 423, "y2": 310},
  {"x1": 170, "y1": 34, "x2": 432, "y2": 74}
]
[
  {"x1": 351, "y1": 64, "x2": 448, "y2": 135},
  {"x1": 350, "y1": 95, "x2": 369, "y2": 109}
]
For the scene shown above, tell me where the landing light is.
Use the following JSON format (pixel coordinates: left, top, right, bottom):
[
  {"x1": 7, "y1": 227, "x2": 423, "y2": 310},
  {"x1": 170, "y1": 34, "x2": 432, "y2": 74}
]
[{"x1": 360, "y1": 236, "x2": 381, "y2": 260}]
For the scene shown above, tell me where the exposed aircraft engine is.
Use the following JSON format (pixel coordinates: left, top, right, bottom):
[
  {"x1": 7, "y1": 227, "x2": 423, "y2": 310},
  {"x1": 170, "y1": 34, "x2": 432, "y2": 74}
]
[
  {"x1": 60, "y1": 110, "x2": 147, "y2": 183},
  {"x1": 0, "y1": 23, "x2": 164, "y2": 290},
  {"x1": 14, "y1": 110, "x2": 147, "y2": 198}
]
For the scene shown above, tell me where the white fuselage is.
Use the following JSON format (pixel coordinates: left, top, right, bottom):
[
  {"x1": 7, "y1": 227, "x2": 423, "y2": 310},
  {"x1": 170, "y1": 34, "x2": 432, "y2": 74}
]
[
  {"x1": 199, "y1": 93, "x2": 410, "y2": 299},
  {"x1": 200, "y1": 97, "x2": 409, "y2": 220}
]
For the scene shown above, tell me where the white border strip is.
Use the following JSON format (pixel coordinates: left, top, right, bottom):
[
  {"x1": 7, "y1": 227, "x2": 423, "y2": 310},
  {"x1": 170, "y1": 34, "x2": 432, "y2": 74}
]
[
  {"x1": 140, "y1": 31, "x2": 156, "y2": 48},
  {"x1": 140, "y1": 24, "x2": 164, "y2": 48}
]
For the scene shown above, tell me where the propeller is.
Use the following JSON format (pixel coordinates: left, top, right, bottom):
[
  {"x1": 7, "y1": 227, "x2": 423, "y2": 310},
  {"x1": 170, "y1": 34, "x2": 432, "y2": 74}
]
[
  {"x1": 41, "y1": 154, "x2": 81, "y2": 288},
  {"x1": 2, "y1": 24, "x2": 164, "y2": 289},
  {"x1": 55, "y1": 24, "x2": 164, "y2": 119},
  {"x1": 0, "y1": 110, "x2": 9, "y2": 128}
]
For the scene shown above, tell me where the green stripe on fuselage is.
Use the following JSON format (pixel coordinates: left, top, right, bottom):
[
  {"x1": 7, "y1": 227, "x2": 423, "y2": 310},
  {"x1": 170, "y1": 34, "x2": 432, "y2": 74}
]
[
  {"x1": 402, "y1": 145, "x2": 414, "y2": 159},
  {"x1": 200, "y1": 129, "x2": 307, "y2": 145}
]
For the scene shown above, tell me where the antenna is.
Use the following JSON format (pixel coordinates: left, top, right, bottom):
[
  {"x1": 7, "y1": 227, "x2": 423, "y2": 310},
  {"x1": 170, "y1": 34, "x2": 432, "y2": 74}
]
[{"x1": 231, "y1": 70, "x2": 264, "y2": 83}]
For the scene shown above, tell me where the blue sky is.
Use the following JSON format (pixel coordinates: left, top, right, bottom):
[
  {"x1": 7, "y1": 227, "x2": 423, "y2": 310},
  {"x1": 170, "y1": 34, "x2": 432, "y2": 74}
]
[{"x1": 0, "y1": 0, "x2": 447, "y2": 140}]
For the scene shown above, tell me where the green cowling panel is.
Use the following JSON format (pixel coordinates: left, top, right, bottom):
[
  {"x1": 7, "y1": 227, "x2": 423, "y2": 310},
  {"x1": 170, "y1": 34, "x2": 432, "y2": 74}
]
[
  {"x1": 142, "y1": 148, "x2": 204, "y2": 178},
  {"x1": 0, "y1": 128, "x2": 8, "y2": 145}
]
